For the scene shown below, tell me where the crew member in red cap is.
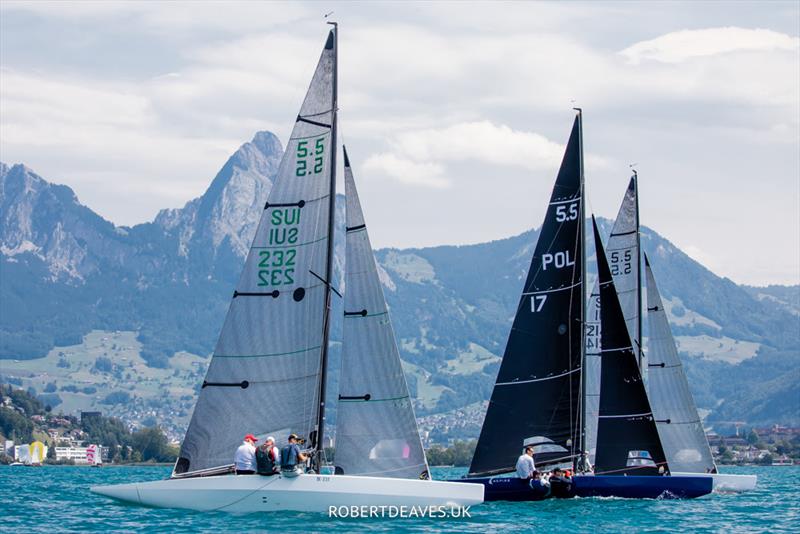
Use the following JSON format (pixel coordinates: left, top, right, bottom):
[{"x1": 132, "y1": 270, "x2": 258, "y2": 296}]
[{"x1": 234, "y1": 434, "x2": 258, "y2": 474}]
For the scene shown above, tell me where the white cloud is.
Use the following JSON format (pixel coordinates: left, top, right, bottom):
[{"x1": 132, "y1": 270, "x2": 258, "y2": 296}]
[
  {"x1": 621, "y1": 27, "x2": 800, "y2": 64},
  {"x1": 391, "y1": 121, "x2": 566, "y2": 171},
  {"x1": 362, "y1": 153, "x2": 449, "y2": 189}
]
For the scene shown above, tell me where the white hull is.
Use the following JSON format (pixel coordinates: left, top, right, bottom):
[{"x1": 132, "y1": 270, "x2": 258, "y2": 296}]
[
  {"x1": 91, "y1": 473, "x2": 484, "y2": 513},
  {"x1": 672, "y1": 472, "x2": 757, "y2": 492}
]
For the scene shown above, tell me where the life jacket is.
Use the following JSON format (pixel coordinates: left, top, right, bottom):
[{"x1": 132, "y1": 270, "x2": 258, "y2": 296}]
[
  {"x1": 281, "y1": 443, "x2": 299, "y2": 469},
  {"x1": 256, "y1": 446, "x2": 277, "y2": 475}
]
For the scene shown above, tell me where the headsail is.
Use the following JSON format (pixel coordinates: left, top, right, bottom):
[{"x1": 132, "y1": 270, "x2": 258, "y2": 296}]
[
  {"x1": 174, "y1": 31, "x2": 337, "y2": 475},
  {"x1": 584, "y1": 175, "x2": 642, "y2": 465},
  {"x1": 334, "y1": 147, "x2": 429, "y2": 479},
  {"x1": 645, "y1": 254, "x2": 716, "y2": 473},
  {"x1": 469, "y1": 114, "x2": 584, "y2": 477},
  {"x1": 593, "y1": 218, "x2": 668, "y2": 476}
]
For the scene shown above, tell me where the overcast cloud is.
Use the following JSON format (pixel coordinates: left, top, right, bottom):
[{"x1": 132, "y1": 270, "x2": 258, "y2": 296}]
[{"x1": 1, "y1": 1, "x2": 798, "y2": 285}]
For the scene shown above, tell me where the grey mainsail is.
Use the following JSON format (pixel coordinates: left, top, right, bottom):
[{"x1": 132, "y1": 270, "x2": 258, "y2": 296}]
[
  {"x1": 584, "y1": 176, "x2": 642, "y2": 465},
  {"x1": 174, "y1": 31, "x2": 337, "y2": 475},
  {"x1": 334, "y1": 147, "x2": 429, "y2": 479},
  {"x1": 645, "y1": 254, "x2": 716, "y2": 473}
]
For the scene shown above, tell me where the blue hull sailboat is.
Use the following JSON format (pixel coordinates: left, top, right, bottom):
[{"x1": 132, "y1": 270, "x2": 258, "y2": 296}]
[{"x1": 452, "y1": 112, "x2": 711, "y2": 501}]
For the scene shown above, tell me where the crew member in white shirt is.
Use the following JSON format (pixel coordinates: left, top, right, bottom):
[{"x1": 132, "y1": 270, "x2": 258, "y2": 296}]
[
  {"x1": 516, "y1": 446, "x2": 536, "y2": 479},
  {"x1": 234, "y1": 433, "x2": 258, "y2": 474}
]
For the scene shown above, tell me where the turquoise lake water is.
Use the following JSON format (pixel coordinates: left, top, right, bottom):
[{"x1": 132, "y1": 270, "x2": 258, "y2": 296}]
[{"x1": 1, "y1": 465, "x2": 797, "y2": 532}]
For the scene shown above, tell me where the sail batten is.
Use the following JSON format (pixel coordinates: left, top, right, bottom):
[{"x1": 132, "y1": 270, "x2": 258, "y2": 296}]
[
  {"x1": 469, "y1": 115, "x2": 584, "y2": 477},
  {"x1": 174, "y1": 31, "x2": 337, "y2": 476},
  {"x1": 645, "y1": 254, "x2": 716, "y2": 473},
  {"x1": 334, "y1": 147, "x2": 429, "y2": 480},
  {"x1": 592, "y1": 218, "x2": 668, "y2": 476}
]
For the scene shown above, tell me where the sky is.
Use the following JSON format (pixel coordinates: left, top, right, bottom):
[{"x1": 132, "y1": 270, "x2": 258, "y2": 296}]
[{"x1": 1, "y1": 1, "x2": 798, "y2": 286}]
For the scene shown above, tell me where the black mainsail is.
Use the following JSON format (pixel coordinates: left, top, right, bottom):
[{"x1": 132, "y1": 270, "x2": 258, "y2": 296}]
[
  {"x1": 584, "y1": 174, "x2": 642, "y2": 465},
  {"x1": 469, "y1": 113, "x2": 585, "y2": 477},
  {"x1": 593, "y1": 218, "x2": 668, "y2": 476},
  {"x1": 174, "y1": 30, "x2": 338, "y2": 476}
]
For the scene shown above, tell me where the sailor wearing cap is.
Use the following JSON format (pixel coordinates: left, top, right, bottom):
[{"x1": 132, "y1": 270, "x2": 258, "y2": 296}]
[
  {"x1": 280, "y1": 433, "x2": 308, "y2": 478},
  {"x1": 234, "y1": 433, "x2": 258, "y2": 474}
]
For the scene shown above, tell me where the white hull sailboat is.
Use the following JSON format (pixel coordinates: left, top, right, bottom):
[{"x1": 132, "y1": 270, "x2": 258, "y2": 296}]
[
  {"x1": 92, "y1": 24, "x2": 483, "y2": 512},
  {"x1": 91, "y1": 473, "x2": 482, "y2": 512}
]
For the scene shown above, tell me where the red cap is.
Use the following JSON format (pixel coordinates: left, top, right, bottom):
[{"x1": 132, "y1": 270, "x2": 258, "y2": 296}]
[{"x1": 244, "y1": 434, "x2": 258, "y2": 442}]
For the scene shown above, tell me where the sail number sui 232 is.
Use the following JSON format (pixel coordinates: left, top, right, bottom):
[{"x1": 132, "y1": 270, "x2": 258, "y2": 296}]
[{"x1": 258, "y1": 208, "x2": 301, "y2": 287}]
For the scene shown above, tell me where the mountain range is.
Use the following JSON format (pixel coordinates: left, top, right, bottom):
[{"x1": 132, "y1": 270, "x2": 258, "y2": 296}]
[{"x1": 1, "y1": 132, "x2": 798, "y2": 432}]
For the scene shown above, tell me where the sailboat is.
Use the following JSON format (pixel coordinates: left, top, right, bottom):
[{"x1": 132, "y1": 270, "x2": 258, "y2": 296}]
[
  {"x1": 455, "y1": 112, "x2": 712, "y2": 500},
  {"x1": 644, "y1": 254, "x2": 757, "y2": 492},
  {"x1": 91, "y1": 26, "x2": 483, "y2": 512},
  {"x1": 566, "y1": 218, "x2": 711, "y2": 498},
  {"x1": 455, "y1": 112, "x2": 586, "y2": 501},
  {"x1": 587, "y1": 172, "x2": 755, "y2": 493}
]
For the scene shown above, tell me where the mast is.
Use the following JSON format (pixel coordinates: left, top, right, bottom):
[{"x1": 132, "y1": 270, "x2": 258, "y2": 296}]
[
  {"x1": 316, "y1": 21, "x2": 338, "y2": 466},
  {"x1": 574, "y1": 107, "x2": 586, "y2": 473},
  {"x1": 633, "y1": 169, "x2": 643, "y2": 369}
]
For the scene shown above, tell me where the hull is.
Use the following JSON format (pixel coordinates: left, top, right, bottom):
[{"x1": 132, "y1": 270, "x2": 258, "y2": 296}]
[
  {"x1": 91, "y1": 473, "x2": 484, "y2": 513},
  {"x1": 451, "y1": 476, "x2": 551, "y2": 502},
  {"x1": 569, "y1": 474, "x2": 713, "y2": 499},
  {"x1": 672, "y1": 472, "x2": 757, "y2": 493}
]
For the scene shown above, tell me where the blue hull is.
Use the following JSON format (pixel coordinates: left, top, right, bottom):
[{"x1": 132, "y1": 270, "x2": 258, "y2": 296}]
[
  {"x1": 450, "y1": 474, "x2": 713, "y2": 501},
  {"x1": 447, "y1": 476, "x2": 551, "y2": 501},
  {"x1": 570, "y1": 475, "x2": 713, "y2": 499}
]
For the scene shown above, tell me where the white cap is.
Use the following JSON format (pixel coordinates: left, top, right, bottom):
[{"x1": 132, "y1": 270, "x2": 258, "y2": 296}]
[{"x1": 266, "y1": 436, "x2": 276, "y2": 443}]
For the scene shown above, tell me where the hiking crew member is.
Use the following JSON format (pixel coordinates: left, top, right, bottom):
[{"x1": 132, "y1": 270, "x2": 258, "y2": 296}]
[
  {"x1": 516, "y1": 446, "x2": 536, "y2": 479},
  {"x1": 280, "y1": 434, "x2": 307, "y2": 478},
  {"x1": 234, "y1": 434, "x2": 258, "y2": 475},
  {"x1": 256, "y1": 436, "x2": 279, "y2": 476}
]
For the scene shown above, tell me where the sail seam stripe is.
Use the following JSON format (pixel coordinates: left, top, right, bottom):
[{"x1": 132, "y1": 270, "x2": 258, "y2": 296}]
[
  {"x1": 215, "y1": 345, "x2": 321, "y2": 358},
  {"x1": 522, "y1": 281, "x2": 581, "y2": 295},
  {"x1": 600, "y1": 345, "x2": 633, "y2": 352},
  {"x1": 609, "y1": 230, "x2": 637, "y2": 237},
  {"x1": 291, "y1": 132, "x2": 332, "y2": 141},
  {"x1": 549, "y1": 197, "x2": 582, "y2": 206},
  {"x1": 251, "y1": 236, "x2": 327, "y2": 250},
  {"x1": 496, "y1": 367, "x2": 580, "y2": 386},
  {"x1": 649, "y1": 362, "x2": 681, "y2": 369},
  {"x1": 598, "y1": 411, "x2": 653, "y2": 419}
]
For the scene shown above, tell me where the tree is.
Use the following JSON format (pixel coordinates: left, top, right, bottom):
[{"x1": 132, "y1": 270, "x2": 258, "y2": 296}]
[
  {"x1": 747, "y1": 429, "x2": 759, "y2": 446},
  {"x1": 131, "y1": 427, "x2": 174, "y2": 462}
]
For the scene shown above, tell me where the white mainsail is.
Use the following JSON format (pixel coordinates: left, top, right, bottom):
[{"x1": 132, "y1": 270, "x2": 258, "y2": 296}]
[
  {"x1": 645, "y1": 255, "x2": 716, "y2": 473},
  {"x1": 334, "y1": 148, "x2": 429, "y2": 479},
  {"x1": 174, "y1": 31, "x2": 337, "y2": 475}
]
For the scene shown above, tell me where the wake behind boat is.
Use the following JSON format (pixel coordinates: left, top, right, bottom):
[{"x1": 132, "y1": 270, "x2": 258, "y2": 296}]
[{"x1": 92, "y1": 25, "x2": 483, "y2": 512}]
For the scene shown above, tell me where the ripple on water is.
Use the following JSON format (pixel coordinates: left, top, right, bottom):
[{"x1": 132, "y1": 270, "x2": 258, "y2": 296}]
[{"x1": 1, "y1": 466, "x2": 798, "y2": 533}]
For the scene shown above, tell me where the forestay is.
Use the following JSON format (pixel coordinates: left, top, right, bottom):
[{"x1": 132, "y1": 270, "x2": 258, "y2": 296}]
[
  {"x1": 645, "y1": 254, "x2": 716, "y2": 473},
  {"x1": 334, "y1": 148, "x2": 429, "y2": 479},
  {"x1": 174, "y1": 31, "x2": 336, "y2": 475},
  {"x1": 593, "y1": 219, "x2": 668, "y2": 476},
  {"x1": 469, "y1": 115, "x2": 584, "y2": 477}
]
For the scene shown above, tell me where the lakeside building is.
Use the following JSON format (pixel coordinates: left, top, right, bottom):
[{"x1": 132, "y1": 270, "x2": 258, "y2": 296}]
[{"x1": 54, "y1": 445, "x2": 104, "y2": 464}]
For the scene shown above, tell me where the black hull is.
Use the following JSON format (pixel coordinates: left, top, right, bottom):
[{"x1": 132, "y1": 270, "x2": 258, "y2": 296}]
[{"x1": 450, "y1": 476, "x2": 552, "y2": 502}]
